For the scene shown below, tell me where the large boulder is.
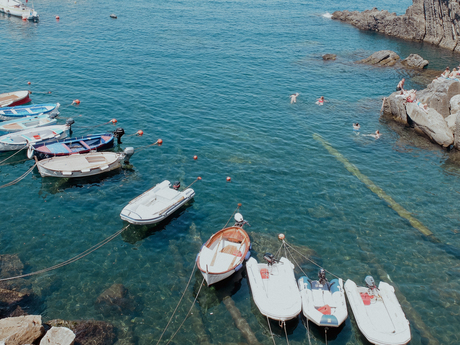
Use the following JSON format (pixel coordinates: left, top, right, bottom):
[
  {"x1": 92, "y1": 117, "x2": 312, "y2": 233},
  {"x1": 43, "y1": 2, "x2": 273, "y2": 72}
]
[
  {"x1": 455, "y1": 114, "x2": 460, "y2": 149},
  {"x1": 401, "y1": 54, "x2": 429, "y2": 69},
  {"x1": 95, "y1": 284, "x2": 136, "y2": 316},
  {"x1": 0, "y1": 315, "x2": 45, "y2": 345},
  {"x1": 358, "y1": 50, "x2": 400, "y2": 66},
  {"x1": 46, "y1": 319, "x2": 116, "y2": 345},
  {"x1": 40, "y1": 327, "x2": 75, "y2": 345},
  {"x1": 417, "y1": 79, "x2": 460, "y2": 118},
  {"x1": 382, "y1": 92, "x2": 408, "y2": 124},
  {"x1": 406, "y1": 103, "x2": 454, "y2": 147},
  {"x1": 0, "y1": 288, "x2": 30, "y2": 318},
  {"x1": 450, "y1": 94, "x2": 460, "y2": 114}
]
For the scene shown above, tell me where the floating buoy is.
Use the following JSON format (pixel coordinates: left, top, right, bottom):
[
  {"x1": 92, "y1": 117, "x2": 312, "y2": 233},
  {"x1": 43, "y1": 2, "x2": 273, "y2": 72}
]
[
  {"x1": 137, "y1": 130, "x2": 143, "y2": 136},
  {"x1": 193, "y1": 155, "x2": 198, "y2": 160},
  {"x1": 198, "y1": 176, "x2": 202, "y2": 180},
  {"x1": 157, "y1": 139, "x2": 163, "y2": 146},
  {"x1": 110, "y1": 118, "x2": 117, "y2": 124},
  {"x1": 22, "y1": 17, "x2": 27, "y2": 21},
  {"x1": 55, "y1": 15, "x2": 60, "y2": 20},
  {"x1": 27, "y1": 81, "x2": 31, "y2": 85},
  {"x1": 226, "y1": 176, "x2": 231, "y2": 182},
  {"x1": 72, "y1": 99, "x2": 80, "y2": 105},
  {"x1": 48, "y1": 91, "x2": 52, "y2": 94},
  {"x1": 278, "y1": 233, "x2": 285, "y2": 241},
  {"x1": 110, "y1": 14, "x2": 117, "y2": 19}
]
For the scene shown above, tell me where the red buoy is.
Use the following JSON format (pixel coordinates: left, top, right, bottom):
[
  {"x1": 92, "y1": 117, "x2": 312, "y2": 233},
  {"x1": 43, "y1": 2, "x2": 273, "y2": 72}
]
[
  {"x1": 278, "y1": 233, "x2": 285, "y2": 241},
  {"x1": 56, "y1": 16, "x2": 60, "y2": 20},
  {"x1": 238, "y1": 203, "x2": 242, "y2": 207},
  {"x1": 111, "y1": 119, "x2": 117, "y2": 124},
  {"x1": 27, "y1": 81, "x2": 31, "y2": 85},
  {"x1": 72, "y1": 99, "x2": 80, "y2": 105},
  {"x1": 226, "y1": 176, "x2": 231, "y2": 182},
  {"x1": 137, "y1": 130, "x2": 144, "y2": 136},
  {"x1": 198, "y1": 176, "x2": 202, "y2": 180},
  {"x1": 193, "y1": 155, "x2": 198, "y2": 160},
  {"x1": 157, "y1": 139, "x2": 163, "y2": 146}
]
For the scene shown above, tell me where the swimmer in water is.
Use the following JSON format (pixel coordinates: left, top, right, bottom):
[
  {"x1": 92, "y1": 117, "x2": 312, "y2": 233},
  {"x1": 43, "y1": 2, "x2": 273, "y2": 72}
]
[
  {"x1": 316, "y1": 96, "x2": 325, "y2": 105},
  {"x1": 290, "y1": 93, "x2": 299, "y2": 104},
  {"x1": 353, "y1": 123, "x2": 360, "y2": 131},
  {"x1": 363, "y1": 130, "x2": 380, "y2": 139}
]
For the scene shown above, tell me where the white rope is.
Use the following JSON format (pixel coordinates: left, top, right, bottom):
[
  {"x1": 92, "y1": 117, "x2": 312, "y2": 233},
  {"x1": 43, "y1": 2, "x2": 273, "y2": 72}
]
[
  {"x1": 0, "y1": 224, "x2": 130, "y2": 281},
  {"x1": 164, "y1": 277, "x2": 205, "y2": 345},
  {"x1": 155, "y1": 262, "x2": 197, "y2": 345},
  {"x1": 304, "y1": 318, "x2": 312, "y2": 345},
  {"x1": 266, "y1": 316, "x2": 277, "y2": 345},
  {"x1": 0, "y1": 162, "x2": 36, "y2": 189},
  {"x1": 283, "y1": 321, "x2": 290, "y2": 345},
  {"x1": 0, "y1": 145, "x2": 27, "y2": 165}
]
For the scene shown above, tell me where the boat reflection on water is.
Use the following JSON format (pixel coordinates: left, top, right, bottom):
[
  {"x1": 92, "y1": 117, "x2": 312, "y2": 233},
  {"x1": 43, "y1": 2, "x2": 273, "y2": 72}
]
[{"x1": 121, "y1": 200, "x2": 195, "y2": 244}]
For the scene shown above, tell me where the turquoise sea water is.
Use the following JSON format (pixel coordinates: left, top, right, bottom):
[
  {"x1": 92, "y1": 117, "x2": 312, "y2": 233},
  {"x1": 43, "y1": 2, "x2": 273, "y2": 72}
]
[{"x1": 2, "y1": 0, "x2": 460, "y2": 344}]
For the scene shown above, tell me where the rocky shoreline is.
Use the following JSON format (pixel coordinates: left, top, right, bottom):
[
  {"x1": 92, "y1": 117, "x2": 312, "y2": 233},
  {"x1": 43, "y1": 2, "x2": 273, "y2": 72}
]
[{"x1": 332, "y1": 0, "x2": 460, "y2": 52}]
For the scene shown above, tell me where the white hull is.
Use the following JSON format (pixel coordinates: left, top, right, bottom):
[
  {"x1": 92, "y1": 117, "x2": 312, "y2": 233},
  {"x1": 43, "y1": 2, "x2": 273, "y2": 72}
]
[
  {"x1": 120, "y1": 180, "x2": 195, "y2": 225},
  {"x1": 298, "y1": 276, "x2": 348, "y2": 327},
  {"x1": 0, "y1": 125, "x2": 69, "y2": 151},
  {"x1": 0, "y1": 0, "x2": 38, "y2": 20},
  {"x1": 345, "y1": 279, "x2": 411, "y2": 345},
  {"x1": 246, "y1": 257, "x2": 301, "y2": 321},
  {"x1": 0, "y1": 115, "x2": 57, "y2": 132},
  {"x1": 37, "y1": 151, "x2": 125, "y2": 178}
]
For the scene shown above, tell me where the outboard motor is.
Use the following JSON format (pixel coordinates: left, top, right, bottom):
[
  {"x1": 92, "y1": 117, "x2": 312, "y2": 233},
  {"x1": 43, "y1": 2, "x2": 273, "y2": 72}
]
[
  {"x1": 263, "y1": 253, "x2": 277, "y2": 266},
  {"x1": 123, "y1": 147, "x2": 134, "y2": 164},
  {"x1": 173, "y1": 181, "x2": 181, "y2": 190},
  {"x1": 234, "y1": 212, "x2": 249, "y2": 227},
  {"x1": 318, "y1": 268, "x2": 328, "y2": 285},
  {"x1": 49, "y1": 113, "x2": 59, "y2": 119},
  {"x1": 365, "y1": 275, "x2": 376, "y2": 289},
  {"x1": 66, "y1": 118, "x2": 75, "y2": 136},
  {"x1": 114, "y1": 127, "x2": 125, "y2": 145}
]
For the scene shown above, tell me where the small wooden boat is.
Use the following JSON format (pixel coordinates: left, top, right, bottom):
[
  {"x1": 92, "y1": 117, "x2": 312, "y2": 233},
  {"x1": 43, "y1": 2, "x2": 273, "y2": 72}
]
[
  {"x1": 344, "y1": 276, "x2": 411, "y2": 345},
  {"x1": 246, "y1": 254, "x2": 301, "y2": 322},
  {"x1": 0, "y1": 0, "x2": 38, "y2": 20},
  {"x1": 0, "y1": 103, "x2": 60, "y2": 121},
  {"x1": 0, "y1": 124, "x2": 71, "y2": 151},
  {"x1": 120, "y1": 180, "x2": 195, "y2": 225},
  {"x1": 27, "y1": 133, "x2": 115, "y2": 160},
  {"x1": 298, "y1": 269, "x2": 348, "y2": 327},
  {"x1": 35, "y1": 147, "x2": 134, "y2": 178},
  {"x1": 196, "y1": 214, "x2": 251, "y2": 286},
  {"x1": 0, "y1": 91, "x2": 31, "y2": 108},
  {"x1": 0, "y1": 114, "x2": 57, "y2": 133}
]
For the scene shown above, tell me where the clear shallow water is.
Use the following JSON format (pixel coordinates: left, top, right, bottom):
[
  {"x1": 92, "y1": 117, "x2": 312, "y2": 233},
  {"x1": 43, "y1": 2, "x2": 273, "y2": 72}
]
[{"x1": 1, "y1": 0, "x2": 460, "y2": 344}]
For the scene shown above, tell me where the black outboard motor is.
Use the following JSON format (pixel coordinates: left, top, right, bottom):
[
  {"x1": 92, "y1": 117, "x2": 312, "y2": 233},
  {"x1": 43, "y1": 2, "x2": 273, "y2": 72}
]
[
  {"x1": 318, "y1": 268, "x2": 328, "y2": 285},
  {"x1": 173, "y1": 181, "x2": 181, "y2": 190},
  {"x1": 113, "y1": 127, "x2": 125, "y2": 145},
  {"x1": 263, "y1": 253, "x2": 277, "y2": 266},
  {"x1": 66, "y1": 118, "x2": 75, "y2": 136}
]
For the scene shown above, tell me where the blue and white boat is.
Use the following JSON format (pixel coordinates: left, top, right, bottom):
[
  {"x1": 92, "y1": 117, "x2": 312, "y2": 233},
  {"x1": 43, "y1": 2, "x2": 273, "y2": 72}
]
[
  {"x1": 0, "y1": 124, "x2": 71, "y2": 151},
  {"x1": 0, "y1": 114, "x2": 58, "y2": 133},
  {"x1": 0, "y1": 103, "x2": 60, "y2": 121},
  {"x1": 27, "y1": 133, "x2": 115, "y2": 160}
]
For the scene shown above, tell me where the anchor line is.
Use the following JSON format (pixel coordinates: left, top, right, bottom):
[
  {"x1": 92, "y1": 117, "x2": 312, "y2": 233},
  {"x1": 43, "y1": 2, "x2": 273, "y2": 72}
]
[
  {"x1": 134, "y1": 140, "x2": 162, "y2": 153},
  {"x1": 0, "y1": 225, "x2": 130, "y2": 282},
  {"x1": 222, "y1": 204, "x2": 241, "y2": 229},
  {"x1": 266, "y1": 316, "x2": 277, "y2": 345},
  {"x1": 283, "y1": 321, "x2": 290, "y2": 345},
  {"x1": 283, "y1": 241, "x2": 308, "y2": 277},
  {"x1": 303, "y1": 318, "x2": 313, "y2": 345},
  {"x1": 155, "y1": 262, "x2": 198, "y2": 345},
  {"x1": 0, "y1": 162, "x2": 36, "y2": 189},
  {"x1": 164, "y1": 277, "x2": 205, "y2": 345},
  {"x1": 0, "y1": 145, "x2": 27, "y2": 165}
]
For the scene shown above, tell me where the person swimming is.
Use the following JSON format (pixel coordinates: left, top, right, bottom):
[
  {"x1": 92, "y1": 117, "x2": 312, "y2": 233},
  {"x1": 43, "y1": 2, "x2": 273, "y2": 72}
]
[
  {"x1": 316, "y1": 96, "x2": 325, "y2": 105},
  {"x1": 353, "y1": 123, "x2": 360, "y2": 131},
  {"x1": 290, "y1": 93, "x2": 299, "y2": 104}
]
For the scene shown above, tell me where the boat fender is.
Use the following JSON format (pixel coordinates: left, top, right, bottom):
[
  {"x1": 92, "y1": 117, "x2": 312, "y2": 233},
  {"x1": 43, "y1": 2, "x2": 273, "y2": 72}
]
[
  {"x1": 26, "y1": 143, "x2": 34, "y2": 159},
  {"x1": 244, "y1": 250, "x2": 250, "y2": 260},
  {"x1": 235, "y1": 263, "x2": 243, "y2": 272}
]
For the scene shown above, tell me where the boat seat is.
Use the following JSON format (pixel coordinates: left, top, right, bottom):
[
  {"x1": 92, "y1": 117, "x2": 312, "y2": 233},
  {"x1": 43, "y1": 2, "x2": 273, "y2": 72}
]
[{"x1": 220, "y1": 245, "x2": 241, "y2": 256}]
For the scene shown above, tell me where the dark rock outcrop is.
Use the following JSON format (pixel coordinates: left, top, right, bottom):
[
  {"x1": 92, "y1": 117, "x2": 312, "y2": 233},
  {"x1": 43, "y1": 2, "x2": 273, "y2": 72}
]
[
  {"x1": 46, "y1": 319, "x2": 117, "y2": 345},
  {"x1": 322, "y1": 54, "x2": 337, "y2": 60},
  {"x1": 332, "y1": 1, "x2": 460, "y2": 51}
]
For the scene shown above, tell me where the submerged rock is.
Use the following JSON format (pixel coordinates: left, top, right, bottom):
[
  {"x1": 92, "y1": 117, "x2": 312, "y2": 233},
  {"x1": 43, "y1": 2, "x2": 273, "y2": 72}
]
[
  {"x1": 46, "y1": 319, "x2": 116, "y2": 345},
  {"x1": 95, "y1": 283, "x2": 136, "y2": 316},
  {"x1": 322, "y1": 53, "x2": 336, "y2": 60},
  {"x1": 0, "y1": 315, "x2": 45, "y2": 345}
]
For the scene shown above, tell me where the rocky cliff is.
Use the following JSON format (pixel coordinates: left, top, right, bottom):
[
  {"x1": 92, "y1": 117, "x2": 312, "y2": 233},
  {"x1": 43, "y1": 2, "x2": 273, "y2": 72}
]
[{"x1": 332, "y1": 0, "x2": 460, "y2": 51}]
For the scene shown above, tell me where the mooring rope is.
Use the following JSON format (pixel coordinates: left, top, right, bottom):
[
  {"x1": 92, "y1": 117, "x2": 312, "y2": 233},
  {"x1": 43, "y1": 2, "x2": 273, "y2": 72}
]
[
  {"x1": 0, "y1": 224, "x2": 130, "y2": 282},
  {"x1": 184, "y1": 176, "x2": 202, "y2": 190},
  {"x1": 155, "y1": 262, "x2": 198, "y2": 345},
  {"x1": 222, "y1": 203, "x2": 241, "y2": 229},
  {"x1": 0, "y1": 162, "x2": 36, "y2": 189},
  {"x1": 283, "y1": 322, "x2": 290, "y2": 345},
  {"x1": 0, "y1": 145, "x2": 27, "y2": 165},
  {"x1": 303, "y1": 318, "x2": 312, "y2": 345},
  {"x1": 266, "y1": 316, "x2": 277, "y2": 345},
  {"x1": 135, "y1": 140, "x2": 162, "y2": 153},
  {"x1": 164, "y1": 277, "x2": 205, "y2": 345}
]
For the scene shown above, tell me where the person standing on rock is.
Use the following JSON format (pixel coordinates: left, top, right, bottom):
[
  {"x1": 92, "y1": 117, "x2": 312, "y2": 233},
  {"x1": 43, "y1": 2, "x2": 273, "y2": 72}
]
[{"x1": 396, "y1": 78, "x2": 405, "y2": 92}]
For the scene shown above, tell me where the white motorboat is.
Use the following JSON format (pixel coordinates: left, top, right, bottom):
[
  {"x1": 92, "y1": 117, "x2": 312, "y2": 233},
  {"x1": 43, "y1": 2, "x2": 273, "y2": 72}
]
[
  {"x1": 246, "y1": 254, "x2": 301, "y2": 322},
  {"x1": 36, "y1": 147, "x2": 134, "y2": 178},
  {"x1": 0, "y1": 123, "x2": 71, "y2": 151},
  {"x1": 0, "y1": 114, "x2": 57, "y2": 133},
  {"x1": 0, "y1": 0, "x2": 38, "y2": 21},
  {"x1": 344, "y1": 276, "x2": 411, "y2": 345},
  {"x1": 120, "y1": 180, "x2": 195, "y2": 225},
  {"x1": 298, "y1": 269, "x2": 348, "y2": 327},
  {"x1": 196, "y1": 213, "x2": 251, "y2": 286}
]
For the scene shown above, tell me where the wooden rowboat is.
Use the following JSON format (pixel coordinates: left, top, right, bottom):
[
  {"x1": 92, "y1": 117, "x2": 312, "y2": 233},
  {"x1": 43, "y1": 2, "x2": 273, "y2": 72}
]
[
  {"x1": 196, "y1": 216, "x2": 251, "y2": 286},
  {"x1": 0, "y1": 91, "x2": 31, "y2": 108},
  {"x1": 0, "y1": 114, "x2": 57, "y2": 133}
]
